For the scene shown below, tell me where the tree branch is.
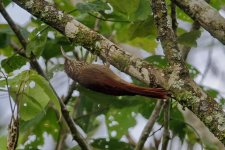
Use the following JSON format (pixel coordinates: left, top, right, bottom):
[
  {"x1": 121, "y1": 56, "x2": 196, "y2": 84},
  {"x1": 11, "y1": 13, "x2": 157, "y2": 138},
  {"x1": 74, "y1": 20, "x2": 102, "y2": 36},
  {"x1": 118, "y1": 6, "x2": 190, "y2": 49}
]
[
  {"x1": 135, "y1": 101, "x2": 164, "y2": 150},
  {"x1": 12, "y1": 0, "x2": 166, "y2": 88},
  {"x1": 174, "y1": 0, "x2": 225, "y2": 45},
  {"x1": 63, "y1": 81, "x2": 77, "y2": 105},
  {"x1": 151, "y1": 0, "x2": 225, "y2": 145},
  {"x1": 161, "y1": 101, "x2": 170, "y2": 150}
]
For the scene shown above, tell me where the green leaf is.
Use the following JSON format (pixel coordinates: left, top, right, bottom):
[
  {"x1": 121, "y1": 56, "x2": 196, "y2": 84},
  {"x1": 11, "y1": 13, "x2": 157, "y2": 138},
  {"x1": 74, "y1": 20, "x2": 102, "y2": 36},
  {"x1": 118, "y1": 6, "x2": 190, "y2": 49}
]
[
  {"x1": 204, "y1": 141, "x2": 220, "y2": 150},
  {"x1": 77, "y1": 86, "x2": 144, "y2": 135},
  {"x1": 77, "y1": 86, "x2": 112, "y2": 132},
  {"x1": 128, "y1": 16, "x2": 156, "y2": 39},
  {"x1": 145, "y1": 55, "x2": 168, "y2": 68},
  {"x1": 92, "y1": 138, "x2": 133, "y2": 150},
  {"x1": 133, "y1": 0, "x2": 151, "y2": 21},
  {"x1": 108, "y1": 0, "x2": 140, "y2": 18},
  {"x1": 0, "y1": 136, "x2": 7, "y2": 150},
  {"x1": 138, "y1": 101, "x2": 156, "y2": 118},
  {"x1": 19, "y1": 110, "x2": 57, "y2": 149},
  {"x1": 76, "y1": 1, "x2": 110, "y2": 13},
  {"x1": 220, "y1": 98, "x2": 225, "y2": 105},
  {"x1": 0, "y1": 70, "x2": 61, "y2": 121},
  {"x1": 157, "y1": 104, "x2": 186, "y2": 140},
  {"x1": 177, "y1": 30, "x2": 201, "y2": 47},
  {"x1": 79, "y1": 86, "x2": 142, "y2": 108},
  {"x1": 176, "y1": 7, "x2": 193, "y2": 22},
  {"x1": 0, "y1": 24, "x2": 14, "y2": 35},
  {"x1": 106, "y1": 106, "x2": 137, "y2": 138},
  {"x1": 1, "y1": 55, "x2": 27, "y2": 73},
  {"x1": 22, "y1": 108, "x2": 60, "y2": 149},
  {"x1": 185, "y1": 127, "x2": 200, "y2": 145},
  {"x1": 46, "y1": 64, "x2": 64, "y2": 79},
  {"x1": 28, "y1": 71, "x2": 61, "y2": 117},
  {"x1": 54, "y1": 0, "x2": 75, "y2": 11},
  {"x1": 26, "y1": 25, "x2": 48, "y2": 57},
  {"x1": 42, "y1": 37, "x2": 73, "y2": 60},
  {"x1": 210, "y1": 0, "x2": 225, "y2": 10},
  {"x1": 3, "y1": 0, "x2": 11, "y2": 6},
  {"x1": 20, "y1": 92, "x2": 46, "y2": 121},
  {"x1": 204, "y1": 88, "x2": 219, "y2": 98},
  {"x1": 0, "y1": 33, "x2": 10, "y2": 48},
  {"x1": 79, "y1": 86, "x2": 119, "y2": 106},
  {"x1": 108, "y1": 0, "x2": 151, "y2": 21},
  {"x1": 170, "y1": 107, "x2": 186, "y2": 139},
  {"x1": 188, "y1": 64, "x2": 200, "y2": 79},
  {"x1": 115, "y1": 24, "x2": 130, "y2": 42},
  {"x1": 128, "y1": 37, "x2": 157, "y2": 53}
]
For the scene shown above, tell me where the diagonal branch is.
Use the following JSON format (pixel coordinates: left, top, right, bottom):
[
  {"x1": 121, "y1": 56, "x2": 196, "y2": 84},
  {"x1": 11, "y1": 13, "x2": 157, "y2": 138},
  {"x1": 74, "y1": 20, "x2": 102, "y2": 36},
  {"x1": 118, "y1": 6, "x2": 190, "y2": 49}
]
[
  {"x1": 151, "y1": 0, "x2": 225, "y2": 145},
  {"x1": 12, "y1": 0, "x2": 166, "y2": 88},
  {"x1": 174, "y1": 0, "x2": 225, "y2": 45},
  {"x1": 135, "y1": 100, "x2": 164, "y2": 150}
]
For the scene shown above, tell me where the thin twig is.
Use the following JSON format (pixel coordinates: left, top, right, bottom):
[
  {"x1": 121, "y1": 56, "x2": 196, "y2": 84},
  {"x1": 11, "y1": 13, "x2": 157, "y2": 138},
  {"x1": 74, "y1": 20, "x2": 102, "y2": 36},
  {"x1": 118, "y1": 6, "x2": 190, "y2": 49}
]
[
  {"x1": 149, "y1": 125, "x2": 164, "y2": 137},
  {"x1": 0, "y1": 2, "x2": 91, "y2": 150},
  {"x1": 64, "y1": 81, "x2": 77, "y2": 105},
  {"x1": 126, "y1": 133, "x2": 136, "y2": 147},
  {"x1": 135, "y1": 101, "x2": 164, "y2": 150},
  {"x1": 171, "y1": 0, "x2": 177, "y2": 37},
  {"x1": 68, "y1": 8, "x2": 130, "y2": 23},
  {"x1": 56, "y1": 122, "x2": 68, "y2": 150},
  {"x1": 161, "y1": 100, "x2": 171, "y2": 150},
  {"x1": 88, "y1": 13, "x2": 130, "y2": 23},
  {"x1": 7, "y1": 72, "x2": 26, "y2": 150},
  {"x1": 10, "y1": 40, "x2": 26, "y2": 57},
  {"x1": 74, "y1": 107, "x2": 109, "y2": 121},
  {"x1": 94, "y1": 14, "x2": 101, "y2": 31},
  {"x1": 0, "y1": 70, "x2": 14, "y2": 115}
]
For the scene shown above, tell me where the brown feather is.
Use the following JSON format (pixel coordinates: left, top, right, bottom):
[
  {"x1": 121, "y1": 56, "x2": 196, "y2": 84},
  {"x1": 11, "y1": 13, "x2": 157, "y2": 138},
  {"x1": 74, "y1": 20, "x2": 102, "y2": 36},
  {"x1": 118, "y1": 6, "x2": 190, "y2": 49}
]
[
  {"x1": 61, "y1": 47, "x2": 168, "y2": 99},
  {"x1": 78, "y1": 64, "x2": 167, "y2": 99}
]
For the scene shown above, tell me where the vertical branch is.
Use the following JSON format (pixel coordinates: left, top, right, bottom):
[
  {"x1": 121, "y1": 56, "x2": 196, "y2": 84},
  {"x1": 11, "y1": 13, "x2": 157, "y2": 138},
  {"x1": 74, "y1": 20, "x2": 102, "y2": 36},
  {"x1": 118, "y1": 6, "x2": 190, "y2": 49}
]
[
  {"x1": 151, "y1": 0, "x2": 182, "y2": 66},
  {"x1": 0, "y1": 2, "x2": 91, "y2": 150},
  {"x1": 161, "y1": 101, "x2": 170, "y2": 150},
  {"x1": 171, "y1": 0, "x2": 177, "y2": 37},
  {"x1": 135, "y1": 101, "x2": 164, "y2": 150},
  {"x1": 63, "y1": 81, "x2": 77, "y2": 105},
  {"x1": 179, "y1": 0, "x2": 210, "y2": 60},
  {"x1": 7, "y1": 76, "x2": 26, "y2": 150}
]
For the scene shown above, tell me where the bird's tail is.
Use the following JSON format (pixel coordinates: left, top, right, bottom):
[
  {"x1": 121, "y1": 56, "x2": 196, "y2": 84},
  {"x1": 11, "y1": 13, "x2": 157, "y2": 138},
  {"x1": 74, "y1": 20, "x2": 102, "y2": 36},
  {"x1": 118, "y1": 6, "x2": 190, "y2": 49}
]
[{"x1": 123, "y1": 83, "x2": 168, "y2": 99}]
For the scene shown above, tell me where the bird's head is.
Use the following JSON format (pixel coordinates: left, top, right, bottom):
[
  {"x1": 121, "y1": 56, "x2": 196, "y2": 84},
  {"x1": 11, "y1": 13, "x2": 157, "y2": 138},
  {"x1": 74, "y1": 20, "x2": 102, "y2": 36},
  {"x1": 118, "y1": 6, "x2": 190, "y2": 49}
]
[{"x1": 60, "y1": 47, "x2": 85, "y2": 81}]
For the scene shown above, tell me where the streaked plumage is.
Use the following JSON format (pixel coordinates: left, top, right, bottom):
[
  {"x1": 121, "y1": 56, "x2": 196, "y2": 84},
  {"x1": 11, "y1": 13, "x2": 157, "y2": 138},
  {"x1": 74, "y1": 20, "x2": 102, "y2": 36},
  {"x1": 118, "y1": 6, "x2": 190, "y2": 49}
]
[{"x1": 61, "y1": 47, "x2": 167, "y2": 99}]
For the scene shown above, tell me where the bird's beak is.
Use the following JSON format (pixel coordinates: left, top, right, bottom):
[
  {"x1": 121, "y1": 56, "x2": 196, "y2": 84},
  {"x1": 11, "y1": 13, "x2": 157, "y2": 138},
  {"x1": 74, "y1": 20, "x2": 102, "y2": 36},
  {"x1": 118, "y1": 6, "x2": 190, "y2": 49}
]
[{"x1": 60, "y1": 46, "x2": 73, "y2": 60}]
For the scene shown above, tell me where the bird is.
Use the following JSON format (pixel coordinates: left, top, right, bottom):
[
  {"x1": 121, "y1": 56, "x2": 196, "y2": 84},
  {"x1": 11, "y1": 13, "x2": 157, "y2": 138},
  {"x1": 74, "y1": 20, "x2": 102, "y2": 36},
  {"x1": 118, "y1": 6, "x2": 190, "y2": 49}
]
[{"x1": 61, "y1": 47, "x2": 168, "y2": 99}]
